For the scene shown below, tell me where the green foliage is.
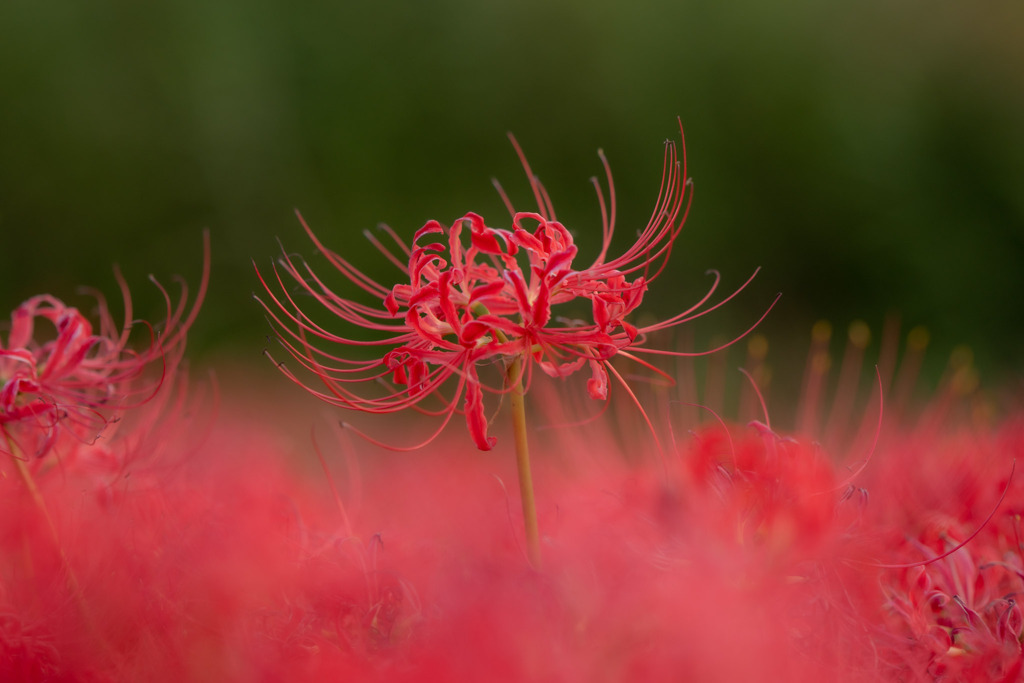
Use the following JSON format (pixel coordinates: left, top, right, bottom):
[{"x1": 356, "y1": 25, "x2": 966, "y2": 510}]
[{"x1": 2, "y1": 0, "x2": 1022, "y2": 381}]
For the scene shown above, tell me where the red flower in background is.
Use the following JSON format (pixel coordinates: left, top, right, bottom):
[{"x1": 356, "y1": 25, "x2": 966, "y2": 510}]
[
  {"x1": 257, "y1": 123, "x2": 775, "y2": 450},
  {"x1": 1, "y1": 233, "x2": 209, "y2": 466}
]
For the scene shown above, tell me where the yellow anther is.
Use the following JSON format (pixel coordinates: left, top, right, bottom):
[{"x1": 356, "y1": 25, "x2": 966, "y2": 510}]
[
  {"x1": 747, "y1": 334, "x2": 769, "y2": 360},
  {"x1": 907, "y1": 325, "x2": 930, "y2": 352},
  {"x1": 811, "y1": 320, "x2": 832, "y2": 343},
  {"x1": 848, "y1": 320, "x2": 871, "y2": 349}
]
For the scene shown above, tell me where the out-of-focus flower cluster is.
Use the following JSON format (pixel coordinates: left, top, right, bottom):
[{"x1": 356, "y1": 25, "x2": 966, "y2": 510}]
[{"x1": 3, "y1": 296, "x2": 1023, "y2": 680}]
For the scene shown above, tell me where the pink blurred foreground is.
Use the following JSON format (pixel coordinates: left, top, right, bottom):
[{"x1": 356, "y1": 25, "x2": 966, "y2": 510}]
[{"x1": 2, "y1": 358, "x2": 1022, "y2": 680}]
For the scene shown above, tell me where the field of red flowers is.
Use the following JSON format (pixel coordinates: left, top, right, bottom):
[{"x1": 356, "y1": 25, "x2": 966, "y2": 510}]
[{"x1": 3, "y1": 127, "x2": 1022, "y2": 681}]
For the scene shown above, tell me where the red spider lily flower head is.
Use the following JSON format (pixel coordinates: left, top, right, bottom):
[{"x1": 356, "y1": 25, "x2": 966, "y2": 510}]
[
  {"x1": 0, "y1": 233, "x2": 210, "y2": 465},
  {"x1": 858, "y1": 420, "x2": 1024, "y2": 680},
  {"x1": 256, "y1": 122, "x2": 775, "y2": 451}
]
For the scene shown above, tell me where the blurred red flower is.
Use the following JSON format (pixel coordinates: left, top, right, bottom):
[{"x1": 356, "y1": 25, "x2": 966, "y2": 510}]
[{"x1": 1, "y1": 233, "x2": 209, "y2": 467}]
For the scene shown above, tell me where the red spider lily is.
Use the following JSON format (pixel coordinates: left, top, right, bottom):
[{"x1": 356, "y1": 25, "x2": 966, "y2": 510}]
[
  {"x1": 861, "y1": 423, "x2": 1024, "y2": 681},
  {"x1": 879, "y1": 544, "x2": 1024, "y2": 680},
  {"x1": 257, "y1": 123, "x2": 776, "y2": 450},
  {"x1": 0, "y1": 233, "x2": 210, "y2": 465}
]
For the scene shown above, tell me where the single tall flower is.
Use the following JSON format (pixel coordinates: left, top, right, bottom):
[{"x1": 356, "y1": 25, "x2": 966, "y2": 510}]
[
  {"x1": 256, "y1": 122, "x2": 773, "y2": 452},
  {"x1": 258, "y1": 123, "x2": 775, "y2": 568}
]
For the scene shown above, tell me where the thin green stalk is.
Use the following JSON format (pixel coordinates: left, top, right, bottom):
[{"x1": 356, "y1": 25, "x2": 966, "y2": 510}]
[
  {"x1": 506, "y1": 354, "x2": 541, "y2": 569},
  {"x1": 3, "y1": 429, "x2": 116, "y2": 665},
  {"x1": 4, "y1": 431, "x2": 73, "y2": 579},
  {"x1": 473, "y1": 301, "x2": 541, "y2": 568}
]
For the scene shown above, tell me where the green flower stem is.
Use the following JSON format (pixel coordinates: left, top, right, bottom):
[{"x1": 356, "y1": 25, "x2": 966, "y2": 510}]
[
  {"x1": 506, "y1": 353, "x2": 541, "y2": 569},
  {"x1": 470, "y1": 301, "x2": 541, "y2": 568},
  {"x1": 4, "y1": 430, "x2": 71, "y2": 574},
  {"x1": 3, "y1": 429, "x2": 115, "y2": 665}
]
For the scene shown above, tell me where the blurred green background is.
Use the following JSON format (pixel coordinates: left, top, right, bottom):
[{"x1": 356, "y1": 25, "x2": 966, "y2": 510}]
[{"x1": 2, "y1": 0, "x2": 1022, "y2": 393}]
